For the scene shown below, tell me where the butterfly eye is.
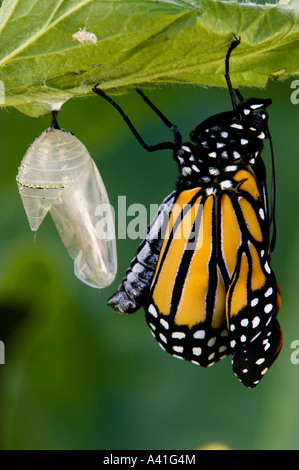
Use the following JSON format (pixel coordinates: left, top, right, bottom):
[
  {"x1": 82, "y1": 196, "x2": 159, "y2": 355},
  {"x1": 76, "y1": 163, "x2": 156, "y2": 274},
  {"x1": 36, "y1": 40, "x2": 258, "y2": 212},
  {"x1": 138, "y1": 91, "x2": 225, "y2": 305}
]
[{"x1": 16, "y1": 117, "x2": 117, "y2": 289}]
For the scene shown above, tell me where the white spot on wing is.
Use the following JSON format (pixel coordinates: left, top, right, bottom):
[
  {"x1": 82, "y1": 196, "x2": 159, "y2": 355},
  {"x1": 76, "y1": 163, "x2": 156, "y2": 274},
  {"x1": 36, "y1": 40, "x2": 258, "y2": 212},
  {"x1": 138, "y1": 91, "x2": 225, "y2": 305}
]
[
  {"x1": 256, "y1": 357, "x2": 265, "y2": 365},
  {"x1": 220, "y1": 330, "x2": 228, "y2": 337},
  {"x1": 220, "y1": 180, "x2": 233, "y2": 189},
  {"x1": 172, "y1": 332, "x2": 186, "y2": 339},
  {"x1": 259, "y1": 208, "x2": 265, "y2": 219},
  {"x1": 264, "y1": 341, "x2": 270, "y2": 351},
  {"x1": 206, "y1": 187, "x2": 217, "y2": 196},
  {"x1": 148, "y1": 304, "x2": 158, "y2": 318},
  {"x1": 209, "y1": 167, "x2": 220, "y2": 176},
  {"x1": 182, "y1": 166, "x2": 192, "y2": 176},
  {"x1": 192, "y1": 347, "x2": 202, "y2": 356},
  {"x1": 225, "y1": 165, "x2": 237, "y2": 172},
  {"x1": 193, "y1": 330, "x2": 205, "y2": 339},
  {"x1": 265, "y1": 287, "x2": 273, "y2": 297},
  {"x1": 160, "y1": 318, "x2": 169, "y2": 329},
  {"x1": 159, "y1": 333, "x2": 167, "y2": 343},
  {"x1": 173, "y1": 345, "x2": 184, "y2": 353},
  {"x1": 207, "y1": 337, "x2": 216, "y2": 347},
  {"x1": 264, "y1": 303, "x2": 273, "y2": 313},
  {"x1": 264, "y1": 261, "x2": 271, "y2": 274}
]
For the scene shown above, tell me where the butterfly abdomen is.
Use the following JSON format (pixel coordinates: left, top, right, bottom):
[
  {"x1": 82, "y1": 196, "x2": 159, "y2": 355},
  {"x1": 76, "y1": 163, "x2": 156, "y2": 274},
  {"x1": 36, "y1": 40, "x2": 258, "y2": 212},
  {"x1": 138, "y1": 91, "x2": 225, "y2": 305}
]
[{"x1": 108, "y1": 192, "x2": 177, "y2": 313}]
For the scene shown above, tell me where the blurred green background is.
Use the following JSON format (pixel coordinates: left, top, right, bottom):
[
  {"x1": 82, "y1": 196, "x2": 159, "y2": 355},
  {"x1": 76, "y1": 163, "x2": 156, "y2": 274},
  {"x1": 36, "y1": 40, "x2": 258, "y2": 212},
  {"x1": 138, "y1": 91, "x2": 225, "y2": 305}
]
[{"x1": 0, "y1": 78, "x2": 298, "y2": 450}]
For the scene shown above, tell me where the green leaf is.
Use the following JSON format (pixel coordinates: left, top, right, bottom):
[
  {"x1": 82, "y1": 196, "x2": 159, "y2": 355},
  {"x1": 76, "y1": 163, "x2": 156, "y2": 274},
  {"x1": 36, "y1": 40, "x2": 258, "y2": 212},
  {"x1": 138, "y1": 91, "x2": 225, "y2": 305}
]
[{"x1": 1, "y1": 0, "x2": 299, "y2": 116}]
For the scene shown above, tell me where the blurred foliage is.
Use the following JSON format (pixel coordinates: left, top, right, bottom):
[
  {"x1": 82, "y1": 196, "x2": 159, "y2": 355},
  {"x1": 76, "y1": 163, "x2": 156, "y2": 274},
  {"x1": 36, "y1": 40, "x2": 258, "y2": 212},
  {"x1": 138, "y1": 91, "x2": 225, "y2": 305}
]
[{"x1": 0, "y1": 76, "x2": 299, "y2": 450}]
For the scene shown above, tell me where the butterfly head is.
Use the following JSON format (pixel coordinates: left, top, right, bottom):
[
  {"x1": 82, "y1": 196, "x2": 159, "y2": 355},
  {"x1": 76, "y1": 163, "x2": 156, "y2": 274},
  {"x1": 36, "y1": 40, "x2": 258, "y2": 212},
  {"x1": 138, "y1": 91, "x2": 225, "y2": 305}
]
[{"x1": 236, "y1": 98, "x2": 272, "y2": 132}]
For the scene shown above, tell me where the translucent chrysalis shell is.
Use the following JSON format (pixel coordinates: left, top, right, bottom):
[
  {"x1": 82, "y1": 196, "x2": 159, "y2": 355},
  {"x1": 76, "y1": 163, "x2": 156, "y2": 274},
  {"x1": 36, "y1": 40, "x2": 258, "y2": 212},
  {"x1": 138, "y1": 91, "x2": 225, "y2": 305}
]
[{"x1": 16, "y1": 124, "x2": 117, "y2": 289}]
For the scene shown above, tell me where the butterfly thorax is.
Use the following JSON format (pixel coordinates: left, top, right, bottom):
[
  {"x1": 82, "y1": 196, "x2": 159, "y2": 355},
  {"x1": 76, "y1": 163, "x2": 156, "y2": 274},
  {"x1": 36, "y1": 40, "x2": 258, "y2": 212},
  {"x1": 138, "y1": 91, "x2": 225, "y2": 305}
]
[{"x1": 174, "y1": 98, "x2": 272, "y2": 192}]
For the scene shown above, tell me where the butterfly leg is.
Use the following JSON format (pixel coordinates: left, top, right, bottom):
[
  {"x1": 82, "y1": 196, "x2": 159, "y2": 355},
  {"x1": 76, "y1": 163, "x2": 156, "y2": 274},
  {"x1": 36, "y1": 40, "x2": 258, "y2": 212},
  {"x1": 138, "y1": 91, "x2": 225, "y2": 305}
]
[
  {"x1": 135, "y1": 88, "x2": 182, "y2": 146},
  {"x1": 93, "y1": 85, "x2": 180, "y2": 152}
]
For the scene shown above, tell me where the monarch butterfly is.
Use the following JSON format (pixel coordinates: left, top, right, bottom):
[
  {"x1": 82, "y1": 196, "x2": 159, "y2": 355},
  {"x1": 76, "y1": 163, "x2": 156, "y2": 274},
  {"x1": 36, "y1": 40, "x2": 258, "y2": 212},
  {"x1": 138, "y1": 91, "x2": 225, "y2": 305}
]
[
  {"x1": 17, "y1": 111, "x2": 117, "y2": 289},
  {"x1": 93, "y1": 37, "x2": 283, "y2": 388}
]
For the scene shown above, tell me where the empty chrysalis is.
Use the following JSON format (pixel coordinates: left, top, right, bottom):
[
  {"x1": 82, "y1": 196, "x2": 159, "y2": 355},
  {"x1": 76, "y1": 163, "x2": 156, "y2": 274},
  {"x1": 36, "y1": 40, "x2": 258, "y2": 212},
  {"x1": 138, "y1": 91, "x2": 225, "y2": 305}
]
[{"x1": 16, "y1": 111, "x2": 117, "y2": 289}]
